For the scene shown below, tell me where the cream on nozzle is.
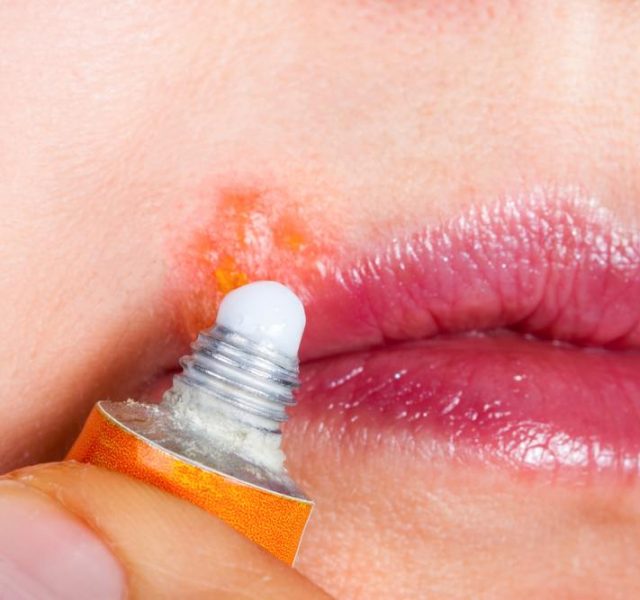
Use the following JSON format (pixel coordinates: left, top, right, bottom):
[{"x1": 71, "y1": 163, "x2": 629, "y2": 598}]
[{"x1": 215, "y1": 281, "x2": 306, "y2": 358}]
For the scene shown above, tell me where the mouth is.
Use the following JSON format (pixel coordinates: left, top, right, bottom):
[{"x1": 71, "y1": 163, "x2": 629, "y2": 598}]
[
  {"x1": 156, "y1": 187, "x2": 640, "y2": 481},
  {"x1": 291, "y1": 191, "x2": 640, "y2": 481}
]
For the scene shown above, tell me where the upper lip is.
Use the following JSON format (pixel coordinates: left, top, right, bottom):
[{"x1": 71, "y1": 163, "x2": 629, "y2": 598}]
[{"x1": 300, "y1": 192, "x2": 640, "y2": 361}]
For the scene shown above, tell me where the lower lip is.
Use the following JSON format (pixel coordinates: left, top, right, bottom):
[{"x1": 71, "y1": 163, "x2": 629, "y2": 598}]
[{"x1": 291, "y1": 332, "x2": 640, "y2": 481}]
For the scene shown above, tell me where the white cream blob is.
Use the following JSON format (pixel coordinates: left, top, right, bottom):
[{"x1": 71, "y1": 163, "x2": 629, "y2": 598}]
[{"x1": 215, "y1": 281, "x2": 306, "y2": 357}]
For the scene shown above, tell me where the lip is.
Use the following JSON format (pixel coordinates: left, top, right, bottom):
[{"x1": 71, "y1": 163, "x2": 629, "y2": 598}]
[
  {"x1": 294, "y1": 333, "x2": 640, "y2": 480},
  {"x1": 300, "y1": 192, "x2": 640, "y2": 359},
  {"x1": 166, "y1": 188, "x2": 640, "y2": 479},
  {"x1": 288, "y1": 193, "x2": 640, "y2": 479}
]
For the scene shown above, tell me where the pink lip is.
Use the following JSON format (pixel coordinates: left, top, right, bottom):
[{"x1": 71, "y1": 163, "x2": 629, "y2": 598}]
[
  {"x1": 295, "y1": 333, "x2": 640, "y2": 480},
  {"x1": 301, "y1": 194, "x2": 640, "y2": 359},
  {"x1": 289, "y1": 193, "x2": 640, "y2": 479}
]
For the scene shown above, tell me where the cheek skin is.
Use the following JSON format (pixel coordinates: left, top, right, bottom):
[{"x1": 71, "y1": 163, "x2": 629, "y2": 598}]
[{"x1": 167, "y1": 184, "x2": 335, "y2": 342}]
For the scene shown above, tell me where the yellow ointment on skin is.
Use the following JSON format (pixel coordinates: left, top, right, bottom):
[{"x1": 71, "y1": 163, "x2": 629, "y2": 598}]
[{"x1": 168, "y1": 186, "x2": 331, "y2": 342}]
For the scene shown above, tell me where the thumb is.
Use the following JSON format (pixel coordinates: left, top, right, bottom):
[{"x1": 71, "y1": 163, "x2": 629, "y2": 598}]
[{"x1": 1, "y1": 462, "x2": 329, "y2": 599}]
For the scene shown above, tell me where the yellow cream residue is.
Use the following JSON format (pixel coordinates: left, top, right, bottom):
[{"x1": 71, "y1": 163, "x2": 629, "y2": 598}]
[{"x1": 214, "y1": 255, "x2": 250, "y2": 295}]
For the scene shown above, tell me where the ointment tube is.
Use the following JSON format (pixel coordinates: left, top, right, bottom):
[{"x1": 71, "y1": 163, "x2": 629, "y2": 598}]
[{"x1": 67, "y1": 281, "x2": 312, "y2": 565}]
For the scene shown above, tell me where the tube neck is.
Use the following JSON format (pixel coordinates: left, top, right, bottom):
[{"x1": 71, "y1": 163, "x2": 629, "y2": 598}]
[{"x1": 163, "y1": 325, "x2": 300, "y2": 434}]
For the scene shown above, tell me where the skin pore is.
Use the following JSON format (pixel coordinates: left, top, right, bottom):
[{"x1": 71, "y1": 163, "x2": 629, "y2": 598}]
[{"x1": 1, "y1": 1, "x2": 640, "y2": 598}]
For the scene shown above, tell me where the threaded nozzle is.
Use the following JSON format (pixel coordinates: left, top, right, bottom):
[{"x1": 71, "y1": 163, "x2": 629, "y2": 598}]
[{"x1": 173, "y1": 325, "x2": 300, "y2": 426}]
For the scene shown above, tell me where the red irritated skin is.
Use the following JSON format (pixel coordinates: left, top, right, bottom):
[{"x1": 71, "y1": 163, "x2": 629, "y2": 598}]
[
  {"x1": 168, "y1": 186, "x2": 640, "y2": 482},
  {"x1": 168, "y1": 185, "x2": 337, "y2": 341}
]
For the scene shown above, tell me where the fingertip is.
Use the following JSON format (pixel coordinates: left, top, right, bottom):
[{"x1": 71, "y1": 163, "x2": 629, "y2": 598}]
[{"x1": 0, "y1": 478, "x2": 127, "y2": 599}]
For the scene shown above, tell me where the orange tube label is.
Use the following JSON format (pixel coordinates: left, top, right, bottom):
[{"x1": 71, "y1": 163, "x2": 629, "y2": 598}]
[{"x1": 67, "y1": 405, "x2": 312, "y2": 565}]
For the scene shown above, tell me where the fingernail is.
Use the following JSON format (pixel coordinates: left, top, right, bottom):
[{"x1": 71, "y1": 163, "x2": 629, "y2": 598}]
[{"x1": 0, "y1": 481, "x2": 125, "y2": 600}]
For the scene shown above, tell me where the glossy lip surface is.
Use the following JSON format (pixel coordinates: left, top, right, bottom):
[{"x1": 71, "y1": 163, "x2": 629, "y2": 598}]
[
  {"x1": 289, "y1": 191, "x2": 640, "y2": 480},
  {"x1": 167, "y1": 188, "x2": 640, "y2": 479},
  {"x1": 296, "y1": 334, "x2": 640, "y2": 481},
  {"x1": 301, "y1": 191, "x2": 640, "y2": 359}
]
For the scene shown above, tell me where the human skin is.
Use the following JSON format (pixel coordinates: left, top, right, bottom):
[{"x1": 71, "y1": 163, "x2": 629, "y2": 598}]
[{"x1": 1, "y1": 1, "x2": 640, "y2": 598}]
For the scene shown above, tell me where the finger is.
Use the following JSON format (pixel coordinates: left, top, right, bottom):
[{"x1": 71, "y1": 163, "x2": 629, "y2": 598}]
[{"x1": 4, "y1": 462, "x2": 330, "y2": 599}]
